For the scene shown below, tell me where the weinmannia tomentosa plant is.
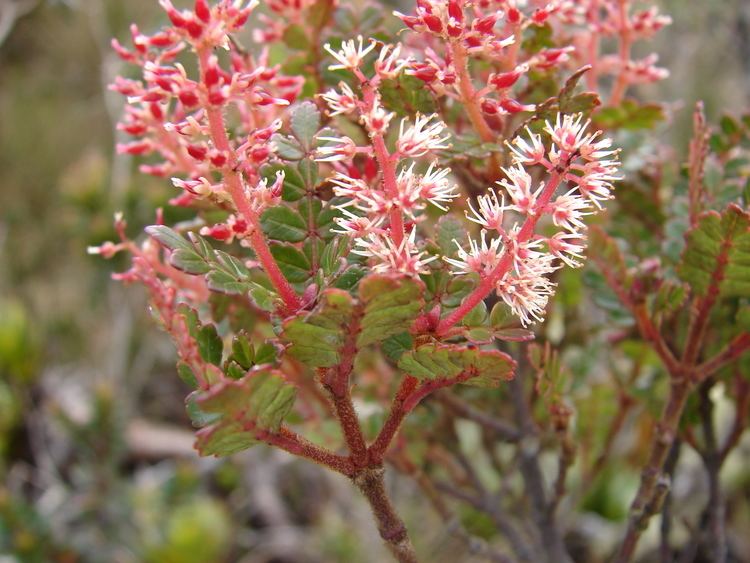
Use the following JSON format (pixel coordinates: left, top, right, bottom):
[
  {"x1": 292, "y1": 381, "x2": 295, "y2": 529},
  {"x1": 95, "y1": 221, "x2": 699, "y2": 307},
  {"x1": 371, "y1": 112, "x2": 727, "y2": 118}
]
[{"x1": 93, "y1": 0, "x2": 750, "y2": 561}]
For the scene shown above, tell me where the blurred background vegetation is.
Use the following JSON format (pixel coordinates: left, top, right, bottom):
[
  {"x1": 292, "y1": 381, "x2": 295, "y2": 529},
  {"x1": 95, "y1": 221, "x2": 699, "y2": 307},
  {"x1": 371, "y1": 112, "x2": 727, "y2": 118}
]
[{"x1": 0, "y1": 1, "x2": 748, "y2": 561}]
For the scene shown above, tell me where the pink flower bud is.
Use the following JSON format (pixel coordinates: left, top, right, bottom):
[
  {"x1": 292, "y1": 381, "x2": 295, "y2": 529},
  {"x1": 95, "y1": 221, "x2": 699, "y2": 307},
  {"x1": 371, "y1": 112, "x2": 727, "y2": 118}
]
[
  {"x1": 187, "y1": 144, "x2": 207, "y2": 160},
  {"x1": 201, "y1": 223, "x2": 233, "y2": 241},
  {"x1": 474, "y1": 14, "x2": 497, "y2": 34},
  {"x1": 179, "y1": 89, "x2": 199, "y2": 107},
  {"x1": 481, "y1": 98, "x2": 500, "y2": 115},
  {"x1": 499, "y1": 98, "x2": 524, "y2": 113},
  {"x1": 489, "y1": 70, "x2": 522, "y2": 90},
  {"x1": 117, "y1": 140, "x2": 153, "y2": 155},
  {"x1": 507, "y1": 7, "x2": 521, "y2": 24},
  {"x1": 194, "y1": 0, "x2": 211, "y2": 23},
  {"x1": 422, "y1": 14, "x2": 443, "y2": 33}
]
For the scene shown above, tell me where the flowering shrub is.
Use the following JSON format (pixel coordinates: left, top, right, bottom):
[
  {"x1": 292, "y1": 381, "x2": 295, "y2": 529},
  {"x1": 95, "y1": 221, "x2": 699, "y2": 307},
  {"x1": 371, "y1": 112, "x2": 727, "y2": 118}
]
[{"x1": 92, "y1": 1, "x2": 750, "y2": 561}]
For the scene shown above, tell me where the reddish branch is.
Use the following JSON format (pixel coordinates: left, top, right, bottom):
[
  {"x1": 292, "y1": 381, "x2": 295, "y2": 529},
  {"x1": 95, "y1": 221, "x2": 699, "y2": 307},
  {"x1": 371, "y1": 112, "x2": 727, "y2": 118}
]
[
  {"x1": 196, "y1": 46, "x2": 302, "y2": 314},
  {"x1": 450, "y1": 40, "x2": 502, "y2": 174},
  {"x1": 687, "y1": 102, "x2": 709, "y2": 225}
]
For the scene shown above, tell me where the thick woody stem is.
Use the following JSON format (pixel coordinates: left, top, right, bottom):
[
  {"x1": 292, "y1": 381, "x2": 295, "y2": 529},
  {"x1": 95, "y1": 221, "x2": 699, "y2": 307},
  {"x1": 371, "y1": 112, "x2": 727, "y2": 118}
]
[
  {"x1": 436, "y1": 171, "x2": 563, "y2": 334},
  {"x1": 450, "y1": 41, "x2": 502, "y2": 174},
  {"x1": 614, "y1": 380, "x2": 692, "y2": 563},
  {"x1": 196, "y1": 47, "x2": 302, "y2": 314},
  {"x1": 354, "y1": 466, "x2": 419, "y2": 563}
]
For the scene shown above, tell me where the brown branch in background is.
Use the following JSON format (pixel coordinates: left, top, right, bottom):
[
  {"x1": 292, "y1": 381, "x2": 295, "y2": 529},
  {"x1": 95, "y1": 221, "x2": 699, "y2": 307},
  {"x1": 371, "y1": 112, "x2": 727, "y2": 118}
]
[
  {"x1": 507, "y1": 373, "x2": 572, "y2": 563},
  {"x1": 391, "y1": 452, "x2": 516, "y2": 563},
  {"x1": 696, "y1": 380, "x2": 727, "y2": 563},
  {"x1": 687, "y1": 102, "x2": 710, "y2": 226},
  {"x1": 434, "y1": 479, "x2": 536, "y2": 563},
  {"x1": 614, "y1": 380, "x2": 692, "y2": 563},
  {"x1": 658, "y1": 440, "x2": 681, "y2": 563},
  {"x1": 697, "y1": 332, "x2": 750, "y2": 381},
  {"x1": 719, "y1": 369, "x2": 750, "y2": 463},
  {"x1": 435, "y1": 391, "x2": 521, "y2": 443}
]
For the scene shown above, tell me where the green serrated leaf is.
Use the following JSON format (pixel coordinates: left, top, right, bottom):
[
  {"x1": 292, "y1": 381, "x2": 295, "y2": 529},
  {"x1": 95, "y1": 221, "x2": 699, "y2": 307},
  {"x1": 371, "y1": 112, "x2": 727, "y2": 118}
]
[
  {"x1": 358, "y1": 275, "x2": 425, "y2": 347},
  {"x1": 380, "y1": 74, "x2": 437, "y2": 115},
  {"x1": 206, "y1": 269, "x2": 250, "y2": 295},
  {"x1": 398, "y1": 344, "x2": 516, "y2": 388},
  {"x1": 198, "y1": 324, "x2": 223, "y2": 366},
  {"x1": 249, "y1": 283, "x2": 277, "y2": 312},
  {"x1": 231, "y1": 333, "x2": 254, "y2": 369},
  {"x1": 261, "y1": 206, "x2": 308, "y2": 242},
  {"x1": 272, "y1": 133, "x2": 305, "y2": 160},
  {"x1": 195, "y1": 370, "x2": 297, "y2": 457},
  {"x1": 436, "y1": 215, "x2": 465, "y2": 257},
  {"x1": 678, "y1": 204, "x2": 750, "y2": 298},
  {"x1": 146, "y1": 225, "x2": 193, "y2": 252},
  {"x1": 382, "y1": 332, "x2": 414, "y2": 362},
  {"x1": 298, "y1": 158, "x2": 319, "y2": 191},
  {"x1": 290, "y1": 102, "x2": 321, "y2": 150},
  {"x1": 282, "y1": 289, "x2": 355, "y2": 367},
  {"x1": 462, "y1": 301, "x2": 488, "y2": 327},
  {"x1": 270, "y1": 243, "x2": 312, "y2": 283},
  {"x1": 225, "y1": 362, "x2": 246, "y2": 380},
  {"x1": 334, "y1": 265, "x2": 367, "y2": 290},
  {"x1": 170, "y1": 249, "x2": 211, "y2": 275},
  {"x1": 177, "y1": 361, "x2": 199, "y2": 388}
]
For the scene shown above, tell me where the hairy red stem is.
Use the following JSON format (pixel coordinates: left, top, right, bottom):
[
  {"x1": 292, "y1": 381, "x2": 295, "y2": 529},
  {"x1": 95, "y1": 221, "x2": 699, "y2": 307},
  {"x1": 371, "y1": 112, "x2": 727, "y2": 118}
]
[{"x1": 197, "y1": 47, "x2": 302, "y2": 314}]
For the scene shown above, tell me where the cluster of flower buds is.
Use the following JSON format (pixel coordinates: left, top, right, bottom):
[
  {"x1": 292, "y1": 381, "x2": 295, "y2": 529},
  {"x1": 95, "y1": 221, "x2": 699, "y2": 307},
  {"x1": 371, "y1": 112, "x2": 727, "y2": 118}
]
[
  {"x1": 559, "y1": 0, "x2": 671, "y2": 95},
  {"x1": 316, "y1": 37, "x2": 457, "y2": 276},
  {"x1": 445, "y1": 113, "x2": 621, "y2": 325},
  {"x1": 111, "y1": 0, "x2": 302, "y2": 210},
  {"x1": 252, "y1": 0, "x2": 319, "y2": 43}
]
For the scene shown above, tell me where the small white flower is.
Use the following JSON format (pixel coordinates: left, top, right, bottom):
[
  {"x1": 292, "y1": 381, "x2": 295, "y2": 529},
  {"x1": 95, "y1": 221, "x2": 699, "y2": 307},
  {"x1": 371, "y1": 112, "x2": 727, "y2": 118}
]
[
  {"x1": 324, "y1": 35, "x2": 376, "y2": 71},
  {"x1": 496, "y1": 253, "x2": 558, "y2": 326},
  {"x1": 466, "y1": 188, "x2": 511, "y2": 232},
  {"x1": 418, "y1": 162, "x2": 458, "y2": 211},
  {"x1": 321, "y1": 82, "x2": 359, "y2": 116},
  {"x1": 331, "y1": 207, "x2": 385, "y2": 237},
  {"x1": 314, "y1": 135, "x2": 358, "y2": 162},
  {"x1": 361, "y1": 97, "x2": 395, "y2": 135},
  {"x1": 444, "y1": 230, "x2": 504, "y2": 276},
  {"x1": 548, "y1": 191, "x2": 592, "y2": 232},
  {"x1": 498, "y1": 164, "x2": 542, "y2": 215},
  {"x1": 506, "y1": 126, "x2": 546, "y2": 165},
  {"x1": 354, "y1": 228, "x2": 436, "y2": 276},
  {"x1": 546, "y1": 231, "x2": 587, "y2": 268},
  {"x1": 396, "y1": 113, "x2": 451, "y2": 157},
  {"x1": 375, "y1": 43, "x2": 407, "y2": 79}
]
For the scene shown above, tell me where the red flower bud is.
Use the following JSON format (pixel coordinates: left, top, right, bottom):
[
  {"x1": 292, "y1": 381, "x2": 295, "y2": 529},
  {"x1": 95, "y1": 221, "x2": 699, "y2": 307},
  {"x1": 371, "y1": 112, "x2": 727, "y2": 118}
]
[
  {"x1": 489, "y1": 70, "x2": 522, "y2": 90},
  {"x1": 499, "y1": 98, "x2": 524, "y2": 113},
  {"x1": 194, "y1": 0, "x2": 211, "y2": 23},
  {"x1": 422, "y1": 14, "x2": 443, "y2": 33},
  {"x1": 474, "y1": 14, "x2": 497, "y2": 34},
  {"x1": 187, "y1": 144, "x2": 207, "y2": 160}
]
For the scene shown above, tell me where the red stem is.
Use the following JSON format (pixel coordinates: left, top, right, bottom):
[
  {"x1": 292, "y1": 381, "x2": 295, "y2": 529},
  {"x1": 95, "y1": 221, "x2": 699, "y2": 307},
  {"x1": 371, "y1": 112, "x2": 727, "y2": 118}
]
[
  {"x1": 450, "y1": 40, "x2": 502, "y2": 174},
  {"x1": 196, "y1": 47, "x2": 302, "y2": 314},
  {"x1": 257, "y1": 426, "x2": 355, "y2": 477},
  {"x1": 369, "y1": 373, "x2": 472, "y2": 464},
  {"x1": 435, "y1": 170, "x2": 563, "y2": 335},
  {"x1": 609, "y1": 0, "x2": 632, "y2": 106},
  {"x1": 359, "y1": 77, "x2": 405, "y2": 246}
]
